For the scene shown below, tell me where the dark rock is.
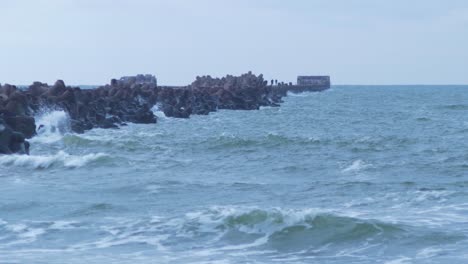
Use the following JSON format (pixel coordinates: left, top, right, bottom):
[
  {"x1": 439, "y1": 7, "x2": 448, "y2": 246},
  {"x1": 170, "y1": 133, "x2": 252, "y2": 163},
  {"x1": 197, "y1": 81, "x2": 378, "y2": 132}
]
[
  {"x1": 156, "y1": 72, "x2": 285, "y2": 118},
  {"x1": 0, "y1": 118, "x2": 29, "y2": 155},
  {"x1": 12, "y1": 77, "x2": 158, "y2": 134},
  {"x1": 3, "y1": 115, "x2": 36, "y2": 138},
  {"x1": 0, "y1": 72, "x2": 300, "y2": 155},
  {"x1": 48, "y1": 80, "x2": 67, "y2": 96}
]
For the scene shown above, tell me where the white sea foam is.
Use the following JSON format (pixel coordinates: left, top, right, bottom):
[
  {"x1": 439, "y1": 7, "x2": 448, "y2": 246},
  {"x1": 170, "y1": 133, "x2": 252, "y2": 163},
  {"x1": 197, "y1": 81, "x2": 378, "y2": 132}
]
[
  {"x1": 151, "y1": 104, "x2": 167, "y2": 119},
  {"x1": 416, "y1": 247, "x2": 445, "y2": 259},
  {"x1": 342, "y1": 159, "x2": 369, "y2": 172},
  {"x1": 31, "y1": 109, "x2": 71, "y2": 143},
  {"x1": 146, "y1": 184, "x2": 163, "y2": 194},
  {"x1": 48, "y1": 221, "x2": 79, "y2": 230},
  {"x1": 0, "y1": 220, "x2": 82, "y2": 249},
  {"x1": 384, "y1": 257, "x2": 412, "y2": 264},
  {"x1": 0, "y1": 207, "x2": 403, "y2": 262},
  {"x1": 2, "y1": 223, "x2": 46, "y2": 246},
  {"x1": 287, "y1": 91, "x2": 316, "y2": 97},
  {"x1": 68, "y1": 207, "x2": 333, "y2": 253},
  {"x1": 0, "y1": 151, "x2": 107, "y2": 169}
]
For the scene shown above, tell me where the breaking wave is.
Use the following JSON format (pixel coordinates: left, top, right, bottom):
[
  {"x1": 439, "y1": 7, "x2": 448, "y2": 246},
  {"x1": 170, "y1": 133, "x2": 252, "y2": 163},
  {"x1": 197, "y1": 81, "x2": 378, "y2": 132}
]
[
  {"x1": 287, "y1": 91, "x2": 317, "y2": 97},
  {"x1": 0, "y1": 151, "x2": 108, "y2": 169},
  {"x1": 151, "y1": 104, "x2": 167, "y2": 119},
  {"x1": 342, "y1": 159, "x2": 371, "y2": 172},
  {"x1": 31, "y1": 109, "x2": 71, "y2": 144},
  {"x1": 0, "y1": 207, "x2": 405, "y2": 251},
  {"x1": 1, "y1": 206, "x2": 464, "y2": 262},
  {"x1": 172, "y1": 207, "x2": 406, "y2": 251}
]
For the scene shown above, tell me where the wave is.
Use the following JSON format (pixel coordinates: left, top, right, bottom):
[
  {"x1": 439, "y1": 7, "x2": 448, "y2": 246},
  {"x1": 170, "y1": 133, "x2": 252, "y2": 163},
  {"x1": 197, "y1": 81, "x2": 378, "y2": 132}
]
[
  {"x1": 415, "y1": 117, "x2": 431, "y2": 122},
  {"x1": 203, "y1": 133, "x2": 322, "y2": 150},
  {"x1": 61, "y1": 134, "x2": 95, "y2": 146},
  {"x1": 0, "y1": 219, "x2": 81, "y2": 248},
  {"x1": 287, "y1": 91, "x2": 318, "y2": 97},
  {"x1": 1, "y1": 206, "x2": 464, "y2": 262},
  {"x1": 340, "y1": 135, "x2": 416, "y2": 153},
  {"x1": 178, "y1": 207, "x2": 405, "y2": 251},
  {"x1": 0, "y1": 151, "x2": 108, "y2": 169},
  {"x1": 62, "y1": 132, "x2": 158, "y2": 152},
  {"x1": 0, "y1": 222, "x2": 46, "y2": 247},
  {"x1": 342, "y1": 160, "x2": 371, "y2": 173},
  {"x1": 438, "y1": 104, "x2": 468, "y2": 111},
  {"x1": 67, "y1": 203, "x2": 117, "y2": 217},
  {"x1": 0, "y1": 207, "x2": 404, "y2": 252},
  {"x1": 200, "y1": 134, "x2": 416, "y2": 153},
  {"x1": 151, "y1": 104, "x2": 168, "y2": 119},
  {"x1": 31, "y1": 109, "x2": 71, "y2": 144}
]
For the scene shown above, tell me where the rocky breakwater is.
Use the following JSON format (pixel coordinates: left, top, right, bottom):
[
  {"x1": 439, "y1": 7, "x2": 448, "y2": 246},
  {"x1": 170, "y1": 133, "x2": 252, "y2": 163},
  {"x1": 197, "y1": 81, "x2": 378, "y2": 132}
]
[
  {"x1": 0, "y1": 77, "x2": 158, "y2": 154},
  {"x1": 0, "y1": 84, "x2": 35, "y2": 154},
  {"x1": 158, "y1": 72, "x2": 286, "y2": 118},
  {"x1": 0, "y1": 72, "x2": 319, "y2": 155},
  {"x1": 27, "y1": 78, "x2": 158, "y2": 132}
]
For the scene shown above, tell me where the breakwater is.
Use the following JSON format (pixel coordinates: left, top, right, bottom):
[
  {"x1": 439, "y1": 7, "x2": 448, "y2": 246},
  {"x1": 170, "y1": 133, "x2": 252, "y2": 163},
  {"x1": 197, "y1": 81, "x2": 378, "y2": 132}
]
[{"x1": 0, "y1": 72, "x2": 329, "y2": 155}]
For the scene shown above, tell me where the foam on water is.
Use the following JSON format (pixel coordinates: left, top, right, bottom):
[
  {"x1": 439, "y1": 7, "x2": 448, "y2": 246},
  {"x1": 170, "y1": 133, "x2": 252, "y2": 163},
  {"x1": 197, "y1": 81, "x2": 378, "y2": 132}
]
[
  {"x1": 0, "y1": 207, "x2": 404, "y2": 252},
  {"x1": 2, "y1": 86, "x2": 468, "y2": 263},
  {"x1": 31, "y1": 109, "x2": 71, "y2": 143},
  {"x1": 384, "y1": 257, "x2": 412, "y2": 264},
  {"x1": 151, "y1": 104, "x2": 167, "y2": 119},
  {"x1": 0, "y1": 222, "x2": 46, "y2": 247},
  {"x1": 0, "y1": 205, "x2": 463, "y2": 263},
  {"x1": 0, "y1": 151, "x2": 108, "y2": 169},
  {"x1": 342, "y1": 159, "x2": 370, "y2": 172},
  {"x1": 176, "y1": 206, "x2": 405, "y2": 253},
  {"x1": 287, "y1": 91, "x2": 316, "y2": 97}
]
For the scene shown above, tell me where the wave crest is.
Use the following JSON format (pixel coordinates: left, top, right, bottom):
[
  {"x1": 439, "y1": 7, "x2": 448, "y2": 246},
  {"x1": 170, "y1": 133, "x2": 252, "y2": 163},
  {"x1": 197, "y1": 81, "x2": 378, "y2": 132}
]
[
  {"x1": 182, "y1": 207, "x2": 404, "y2": 251},
  {"x1": 151, "y1": 104, "x2": 168, "y2": 119},
  {"x1": 0, "y1": 151, "x2": 108, "y2": 169},
  {"x1": 31, "y1": 109, "x2": 71, "y2": 144}
]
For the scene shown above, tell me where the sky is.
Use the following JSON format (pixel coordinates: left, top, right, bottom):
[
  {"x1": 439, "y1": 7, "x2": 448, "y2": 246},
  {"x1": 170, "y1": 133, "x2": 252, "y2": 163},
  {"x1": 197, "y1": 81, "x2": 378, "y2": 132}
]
[{"x1": 1, "y1": 0, "x2": 468, "y2": 85}]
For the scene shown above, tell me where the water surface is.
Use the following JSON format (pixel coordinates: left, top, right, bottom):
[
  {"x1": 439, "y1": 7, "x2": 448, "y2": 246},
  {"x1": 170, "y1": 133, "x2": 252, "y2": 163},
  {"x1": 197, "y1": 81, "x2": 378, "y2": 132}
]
[{"x1": 1, "y1": 85, "x2": 468, "y2": 263}]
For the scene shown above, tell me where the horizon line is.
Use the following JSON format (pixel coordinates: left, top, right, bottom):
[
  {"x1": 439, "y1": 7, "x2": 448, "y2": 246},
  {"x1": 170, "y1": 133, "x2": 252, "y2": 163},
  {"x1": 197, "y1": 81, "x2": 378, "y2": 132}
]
[{"x1": 6, "y1": 82, "x2": 468, "y2": 87}]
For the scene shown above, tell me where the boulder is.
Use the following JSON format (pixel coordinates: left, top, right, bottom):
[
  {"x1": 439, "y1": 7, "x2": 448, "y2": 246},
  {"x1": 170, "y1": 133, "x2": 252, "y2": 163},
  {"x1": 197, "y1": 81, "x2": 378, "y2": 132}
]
[
  {"x1": 0, "y1": 118, "x2": 29, "y2": 155},
  {"x1": 3, "y1": 115, "x2": 36, "y2": 138},
  {"x1": 0, "y1": 72, "x2": 290, "y2": 155}
]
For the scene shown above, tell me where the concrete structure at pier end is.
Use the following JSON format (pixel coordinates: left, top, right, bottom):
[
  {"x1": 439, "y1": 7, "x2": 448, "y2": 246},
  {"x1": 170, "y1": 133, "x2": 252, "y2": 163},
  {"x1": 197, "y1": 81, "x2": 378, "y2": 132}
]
[
  {"x1": 285, "y1": 75, "x2": 331, "y2": 93},
  {"x1": 297, "y1": 76, "x2": 330, "y2": 88}
]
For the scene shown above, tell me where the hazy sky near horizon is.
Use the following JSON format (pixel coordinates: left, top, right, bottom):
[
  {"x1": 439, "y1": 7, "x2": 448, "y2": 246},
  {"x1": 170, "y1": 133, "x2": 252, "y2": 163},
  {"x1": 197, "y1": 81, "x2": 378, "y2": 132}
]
[{"x1": 1, "y1": 0, "x2": 468, "y2": 85}]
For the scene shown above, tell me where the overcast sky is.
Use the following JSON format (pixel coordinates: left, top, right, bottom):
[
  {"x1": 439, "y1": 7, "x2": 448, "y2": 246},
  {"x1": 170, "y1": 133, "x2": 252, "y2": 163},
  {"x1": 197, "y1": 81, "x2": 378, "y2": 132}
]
[{"x1": 1, "y1": 0, "x2": 468, "y2": 85}]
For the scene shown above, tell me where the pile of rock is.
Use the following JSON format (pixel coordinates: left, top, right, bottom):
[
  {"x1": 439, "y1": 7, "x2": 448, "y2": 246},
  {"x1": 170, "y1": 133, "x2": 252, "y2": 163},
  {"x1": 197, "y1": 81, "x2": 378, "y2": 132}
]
[
  {"x1": 157, "y1": 72, "x2": 285, "y2": 118},
  {"x1": 0, "y1": 72, "x2": 295, "y2": 155},
  {"x1": 27, "y1": 79, "x2": 158, "y2": 133},
  {"x1": 0, "y1": 117, "x2": 31, "y2": 155},
  {"x1": 0, "y1": 84, "x2": 35, "y2": 154},
  {"x1": 0, "y1": 78, "x2": 159, "y2": 154}
]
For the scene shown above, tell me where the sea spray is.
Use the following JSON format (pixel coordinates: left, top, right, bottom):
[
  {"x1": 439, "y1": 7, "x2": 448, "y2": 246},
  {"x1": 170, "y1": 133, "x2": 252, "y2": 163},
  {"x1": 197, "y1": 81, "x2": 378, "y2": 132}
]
[
  {"x1": 31, "y1": 109, "x2": 71, "y2": 143},
  {"x1": 151, "y1": 104, "x2": 167, "y2": 119}
]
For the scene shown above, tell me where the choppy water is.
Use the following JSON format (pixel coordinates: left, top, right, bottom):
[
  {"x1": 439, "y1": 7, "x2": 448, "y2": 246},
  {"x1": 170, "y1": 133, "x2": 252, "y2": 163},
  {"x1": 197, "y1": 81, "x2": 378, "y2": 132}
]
[{"x1": 1, "y1": 85, "x2": 468, "y2": 264}]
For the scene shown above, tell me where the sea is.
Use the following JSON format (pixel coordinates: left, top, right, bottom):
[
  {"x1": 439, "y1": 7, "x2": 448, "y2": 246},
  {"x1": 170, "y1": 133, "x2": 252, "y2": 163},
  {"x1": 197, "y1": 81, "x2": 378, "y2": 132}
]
[{"x1": 1, "y1": 85, "x2": 468, "y2": 264}]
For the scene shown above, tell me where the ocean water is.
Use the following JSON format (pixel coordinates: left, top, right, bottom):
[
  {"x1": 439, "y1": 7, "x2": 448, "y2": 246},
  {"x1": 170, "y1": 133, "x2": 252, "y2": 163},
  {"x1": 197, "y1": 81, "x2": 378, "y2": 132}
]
[{"x1": 1, "y1": 85, "x2": 468, "y2": 264}]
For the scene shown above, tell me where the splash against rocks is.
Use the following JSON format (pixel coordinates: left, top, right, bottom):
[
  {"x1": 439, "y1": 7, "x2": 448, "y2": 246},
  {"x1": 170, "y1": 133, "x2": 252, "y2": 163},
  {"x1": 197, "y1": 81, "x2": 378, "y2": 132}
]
[{"x1": 0, "y1": 72, "x2": 329, "y2": 155}]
